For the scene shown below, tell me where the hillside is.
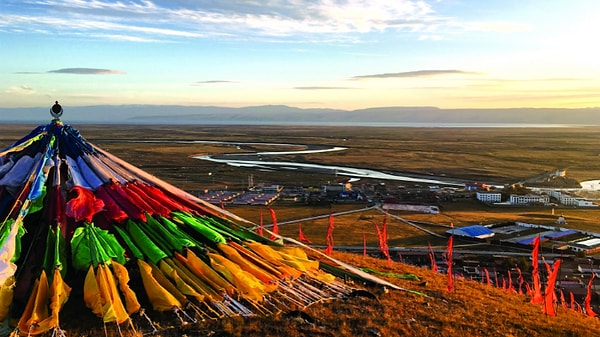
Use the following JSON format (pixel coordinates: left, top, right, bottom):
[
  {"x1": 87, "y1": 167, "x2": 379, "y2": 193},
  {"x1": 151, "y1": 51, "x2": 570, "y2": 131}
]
[{"x1": 52, "y1": 251, "x2": 600, "y2": 337}]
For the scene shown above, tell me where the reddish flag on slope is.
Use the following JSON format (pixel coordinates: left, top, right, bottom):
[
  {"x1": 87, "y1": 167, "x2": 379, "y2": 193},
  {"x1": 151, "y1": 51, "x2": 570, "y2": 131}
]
[
  {"x1": 507, "y1": 270, "x2": 515, "y2": 293},
  {"x1": 484, "y1": 268, "x2": 491, "y2": 287},
  {"x1": 381, "y1": 213, "x2": 391, "y2": 267},
  {"x1": 268, "y1": 208, "x2": 279, "y2": 240},
  {"x1": 298, "y1": 223, "x2": 312, "y2": 244},
  {"x1": 570, "y1": 292, "x2": 577, "y2": 312},
  {"x1": 516, "y1": 267, "x2": 525, "y2": 294},
  {"x1": 446, "y1": 224, "x2": 454, "y2": 292},
  {"x1": 530, "y1": 236, "x2": 544, "y2": 304},
  {"x1": 325, "y1": 214, "x2": 335, "y2": 255},
  {"x1": 585, "y1": 273, "x2": 598, "y2": 317},
  {"x1": 428, "y1": 242, "x2": 438, "y2": 273},
  {"x1": 255, "y1": 210, "x2": 264, "y2": 236},
  {"x1": 542, "y1": 259, "x2": 561, "y2": 316},
  {"x1": 373, "y1": 223, "x2": 383, "y2": 251},
  {"x1": 559, "y1": 289, "x2": 568, "y2": 309}
]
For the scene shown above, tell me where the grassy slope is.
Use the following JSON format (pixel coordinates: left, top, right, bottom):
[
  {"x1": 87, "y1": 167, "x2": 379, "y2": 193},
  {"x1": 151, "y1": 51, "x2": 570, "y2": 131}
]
[{"x1": 172, "y1": 252, "x2": 600, "y2": 337}]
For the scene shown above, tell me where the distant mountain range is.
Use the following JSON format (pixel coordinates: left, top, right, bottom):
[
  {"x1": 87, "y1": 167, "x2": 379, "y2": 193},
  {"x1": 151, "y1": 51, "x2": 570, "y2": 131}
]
[{"x1": 2, "y1": 105, "x2": 600, "y2": 125}]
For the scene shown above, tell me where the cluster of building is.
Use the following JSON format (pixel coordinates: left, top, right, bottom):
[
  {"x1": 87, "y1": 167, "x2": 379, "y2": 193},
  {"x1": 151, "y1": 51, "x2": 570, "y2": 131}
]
[
  {"x1": 447, "y1": 221, "x2": 600, "y2": 256},
  {"x1": 475, "y1": 189, "x2": 598, "y2": 207},
  {"x1": 199, "y1": 185, "x2": 283, "y2": 206}
]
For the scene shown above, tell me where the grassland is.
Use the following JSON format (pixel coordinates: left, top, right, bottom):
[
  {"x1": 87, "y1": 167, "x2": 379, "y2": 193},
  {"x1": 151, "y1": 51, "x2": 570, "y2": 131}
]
[{"x1": 3, "y1": 122, "x2": 600, "y2": 336}]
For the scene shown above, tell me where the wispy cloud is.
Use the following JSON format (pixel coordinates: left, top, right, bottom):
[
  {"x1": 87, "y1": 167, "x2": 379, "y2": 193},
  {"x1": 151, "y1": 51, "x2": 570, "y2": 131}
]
[
  {"x1": 351, "y1": 70, "x2": 481, "y2": 80},
  {"x1": 1, "y1": 1, "x2": 525, "y2": 43},
  {"x1": 48, "y1": 68, "x2": 125, "y2": 75},
  {"x1": 195, "y1": 80, "x2": 236, "y2": 84},
  {"x1": 6, "y1": 85, "x2": 35, "y2": 95},
  {"x1": 294, "y1": 86, "x2": 356, "y2": 90}
]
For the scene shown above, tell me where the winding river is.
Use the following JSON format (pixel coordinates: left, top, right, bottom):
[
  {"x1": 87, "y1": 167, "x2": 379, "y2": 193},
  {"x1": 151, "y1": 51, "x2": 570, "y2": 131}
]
[{"x1": 190, "y1": 140, "x2": 467, "y2": 187}]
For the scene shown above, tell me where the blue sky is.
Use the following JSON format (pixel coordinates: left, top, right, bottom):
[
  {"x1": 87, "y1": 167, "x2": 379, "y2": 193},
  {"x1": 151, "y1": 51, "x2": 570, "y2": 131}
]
[{"x1": 2, "y1": 0, "x2": 599, "y2": 110}]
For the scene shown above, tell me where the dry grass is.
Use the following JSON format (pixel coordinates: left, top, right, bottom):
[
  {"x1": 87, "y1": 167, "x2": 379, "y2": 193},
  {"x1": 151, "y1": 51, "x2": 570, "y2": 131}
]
[{"x1": 152, "y1": 253, "x2": 600, "y2": 337}]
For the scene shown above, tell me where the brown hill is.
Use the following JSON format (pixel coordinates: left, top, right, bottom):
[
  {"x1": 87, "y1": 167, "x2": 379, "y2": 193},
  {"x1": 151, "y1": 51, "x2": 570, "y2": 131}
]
[{"x1": 61, "y1": 251, "x2": 600, "y2": 337}]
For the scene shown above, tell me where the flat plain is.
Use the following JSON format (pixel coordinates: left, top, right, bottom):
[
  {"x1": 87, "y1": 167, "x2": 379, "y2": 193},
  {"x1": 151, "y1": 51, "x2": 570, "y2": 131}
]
[
  {"x1": 3, "y1": 122, "x2": 600, "y2": 336},
  {"x1": 3, "y1": 122, "x2": 600, "y2": 240}
]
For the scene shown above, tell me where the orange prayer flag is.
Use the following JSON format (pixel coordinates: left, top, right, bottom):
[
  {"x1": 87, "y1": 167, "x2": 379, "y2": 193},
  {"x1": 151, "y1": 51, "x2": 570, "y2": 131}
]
[
  {"x1": 530, "y1": 236, "x2": 544, "y2": 304},
  {"x1": 542, "y1": 259, "x2": 561, "y2": 317},
  {"x1": 298, "y1": 223, "x2": 312, "y2": 244},
  {"x1": 268, "y1": 208, "x2": 279, "y2": 240},
  {"x1": 585, "y1": 273, "x2": 598, "y2": 317},
  {"x1": 446, "y1": 234, "x2": 454, "y2": 292},
  {"x1": 18, "y1": 272, "x2": 49, "y2": 333},
  {"x1": 49, "y1": 268, "x2": 71, "y2": 329},
  {"x1": 428, "y1": 243, "x2": 438, "y2": 273},
  {"x1": 325, "y1": 214, "x2": 334, "y2": 255}
]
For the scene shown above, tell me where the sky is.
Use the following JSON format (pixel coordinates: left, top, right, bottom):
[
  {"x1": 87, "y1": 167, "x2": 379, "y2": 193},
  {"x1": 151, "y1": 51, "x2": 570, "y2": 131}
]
[{"x1": 2, "y1": 0, "x2": 600, "y2": 110}]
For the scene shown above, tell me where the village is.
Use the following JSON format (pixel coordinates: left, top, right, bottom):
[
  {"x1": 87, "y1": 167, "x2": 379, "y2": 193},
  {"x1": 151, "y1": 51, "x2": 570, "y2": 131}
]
[{"x1": 196, "y1": 171, "x2": 600, "y2": 309}]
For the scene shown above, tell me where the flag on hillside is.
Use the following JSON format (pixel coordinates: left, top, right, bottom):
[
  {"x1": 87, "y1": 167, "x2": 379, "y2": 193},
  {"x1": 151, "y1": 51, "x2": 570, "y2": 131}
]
[
  {"x1": 363, "y1": 232, "x2": 367, "y2": 257},
  {"x1": 507, "y1": 270, "x2": 515, "y2": 293},
  {"x1": 446, "y1": 224, "x2": 454, "y2": 292},
  {"x1": 516, "y1": 267, "x2": 525, "y2": 294},
  {"x1": 256, "y1": 210, "x2": 264, "y2": 236},
  {"x1": 298, "y1": 223, "x2": 312, "y2": 244},
  {"x1": 542, "y1": 259, "x2": 561, "y2": 316},
  {"x1": 570, "y1": 292, "x2": 577, "y2": 312},
  {"x1": 325, "y1": 214, "x2": 334, "y2": 255},
  {"x1": 427, "y1": 242, "x2": 438, "y2": 272},
  {"x1": 484, "y1": 268, "x2": 491, "y2": 287},
  {"x1": 268, "y1": 208, "x2": 279, "y2": 240},
  {"x1": 530, "y1": 236, "x2": 544, "y2": 304},
  {"x1": 585, "y1": 273, "x2": 598, "y2": 317},
  {"x1": 493, "y1": 268, "x2": 499, "y2": 288},
  {"x1": 559, "y1": 289, "x2": 568, "y2": 309},
  {"x1": 381, "y1": 212, "x2": 391, "y2": 266}
]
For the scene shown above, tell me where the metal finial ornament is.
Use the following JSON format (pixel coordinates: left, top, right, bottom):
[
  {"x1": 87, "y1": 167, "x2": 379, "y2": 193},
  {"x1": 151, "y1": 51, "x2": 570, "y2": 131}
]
[{"x1": 51, "y1": 101, "x2": 63, "y2": 118}]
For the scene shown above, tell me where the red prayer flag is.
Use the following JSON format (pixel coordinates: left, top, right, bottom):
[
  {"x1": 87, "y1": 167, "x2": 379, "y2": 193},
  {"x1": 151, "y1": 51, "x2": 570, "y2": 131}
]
[
  {"x1": 325, "y1": 214, "x2": 335, "y2": 255},
  {"x1": 542, "y1": 259, "x2": 561, "y2": 316},
  {"x1": 570, "y1": 292, "x2": 578, "y2": 312},
  {"x1": 507, "y1": 270, "x2": 515, "y2": 293},
  {"x1": 65, "y1": 186, "x2": 105, "y2": 223},
  {"x1": 585, "y1": 273, "x2": 598, "y2": 317},
  {"x1": 268, "y1": 208, "x2": 279, "y2": 240},
  {"x1": 484, "y1": 268, "x2": 491, "y2": 287},
  {"x1": 560, "y1": 289, "x2": 568, "y2": 309},
  {"x1": 298, "y1": 223, "x2": 312, "y2": 244},
  {"x1": 446, "y1": 231, "x2": 454, "y2": 292},
  {"x1": 428, "y1": 242, "x2": 438, "y2": 273},
  {"x1": 381, "y1": 213, "x2": 391, "y2": 266},
  {"x1": 530, "y1": 236, "x2": 544, "y2": 304},
  {"x1": 516, "y1": 267, "x2": 525, "y2": 294}
]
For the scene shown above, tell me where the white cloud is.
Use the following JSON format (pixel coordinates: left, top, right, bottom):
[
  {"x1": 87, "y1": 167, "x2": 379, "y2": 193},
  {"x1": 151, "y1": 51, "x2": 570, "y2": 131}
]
[
  {"x1": 6, "y1": 85, "x2": 35, "y2": 95},
  {"x1": 1, "y1": 0, "x2": 525, "y2": 42}
]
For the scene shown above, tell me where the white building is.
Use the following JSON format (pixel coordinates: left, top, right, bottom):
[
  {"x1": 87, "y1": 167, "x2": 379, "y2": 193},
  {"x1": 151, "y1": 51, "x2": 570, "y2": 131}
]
[
  {"x1": 547, "y1": 190, "x2": 598, "y2": 207},
  {"x1": 476, "y1": 191, "x2": 502, "y2": 203},
  {"x1": 509, "y1": 194, "x2": 549, "y2": 205}
]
